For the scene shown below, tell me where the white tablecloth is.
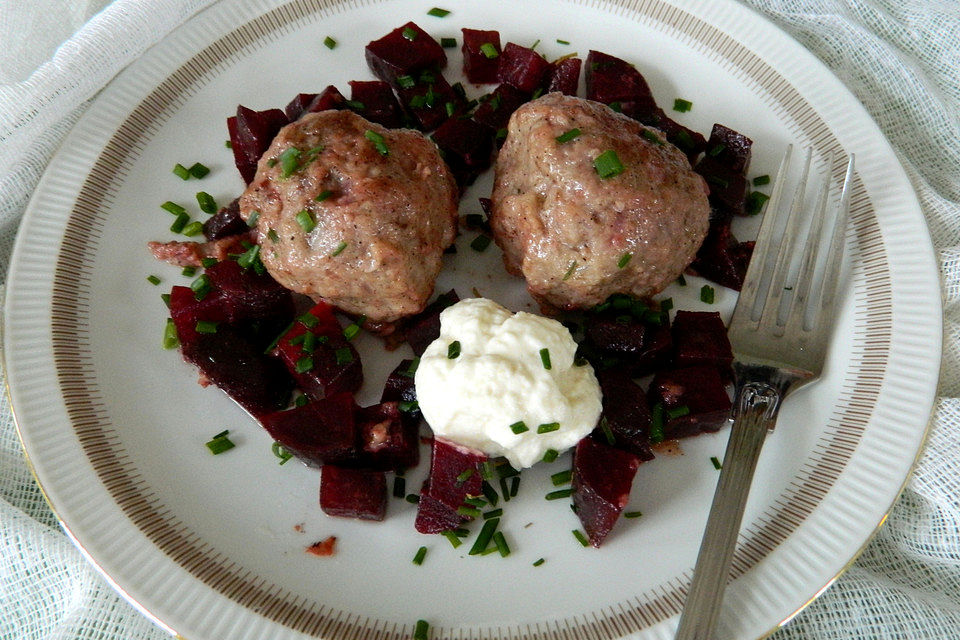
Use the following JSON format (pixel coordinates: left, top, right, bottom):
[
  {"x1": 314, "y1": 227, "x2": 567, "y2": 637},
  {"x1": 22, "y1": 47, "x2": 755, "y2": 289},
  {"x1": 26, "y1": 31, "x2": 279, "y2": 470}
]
[{"x1": 2, "y1": 1, "x2": 958, "y2": 638}]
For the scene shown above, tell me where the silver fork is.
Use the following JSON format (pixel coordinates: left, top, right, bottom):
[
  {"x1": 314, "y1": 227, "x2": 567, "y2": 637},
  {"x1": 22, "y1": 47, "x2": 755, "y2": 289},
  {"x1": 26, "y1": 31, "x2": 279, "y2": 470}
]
[{"x1": 674, "y1": 146, "x2": 855, "y2": 640}]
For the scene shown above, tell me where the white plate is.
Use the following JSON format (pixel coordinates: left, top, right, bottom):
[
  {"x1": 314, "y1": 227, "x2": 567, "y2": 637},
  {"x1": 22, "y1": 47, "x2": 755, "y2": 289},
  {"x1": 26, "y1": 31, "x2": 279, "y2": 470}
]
[{"x1": 5, "y1": 0, "x2": 941, "y2": 639}]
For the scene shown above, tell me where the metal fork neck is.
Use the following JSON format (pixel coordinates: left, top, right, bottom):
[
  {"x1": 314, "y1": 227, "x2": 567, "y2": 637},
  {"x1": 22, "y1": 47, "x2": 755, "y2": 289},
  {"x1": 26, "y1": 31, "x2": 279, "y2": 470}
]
[{"x1": 731, "y1": 362, "x2": 813, "y2": 430}]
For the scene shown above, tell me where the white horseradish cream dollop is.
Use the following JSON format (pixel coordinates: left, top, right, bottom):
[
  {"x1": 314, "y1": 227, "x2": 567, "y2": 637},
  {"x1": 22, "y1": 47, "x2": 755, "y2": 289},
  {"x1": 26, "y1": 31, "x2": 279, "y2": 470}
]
[{"x1": 414, "y1": 298, "x2": 603, "y2": 469}]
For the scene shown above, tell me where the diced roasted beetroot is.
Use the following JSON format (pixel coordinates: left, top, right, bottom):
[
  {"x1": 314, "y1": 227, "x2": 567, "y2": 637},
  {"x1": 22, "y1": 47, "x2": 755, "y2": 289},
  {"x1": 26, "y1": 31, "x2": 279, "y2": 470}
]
[
  {"x1": 672, "y1": 311, "x2": 733, "y2": 373},
  {"x1": 705, "y1": 123, "x2": 753, "y2": 173},
  {"x1": 690, "y1": 219, "x2": 753, "y2": 291},
  {"x1": 592, "y1": 368, "x2": 654, "y2": 461},
  {"x1": 365, "y1": 22, "x2": 447, "y2": 86},
  {"x1": 396, "y1": 72, "x2": 462, "y2": 131},
  {"x1": 585, "y1": 314, "x2": 648, "y2": 355},
  {"x1": 320, "y1": 465, "x2": 387, "y2": 521},
  {"x1": 432, "y1": 116, "x2": 494, "y2": 187},
  {"x1": 582, "y1": 299, "x2": 672, "y2": 375},
  {"x1": 380, "y1": 359, "x2": 419, "y2": 407},
  {"x1": 644, "y1": 108, "x2": 707, "y2": 162},
  {"x1": 169, "y1": 284, "x2": 228, "y2": 347},
  {"x1": 205, "y1": 259, "x2": 295, "y2": 325},
  {"x1": 348, "y1": 80, "x2": 404, "y2": 128},
  {"x1": 273, "y1": 301, "x2": 362, "y2": 400},
  {"x1": 304, "y1": 85, "x2": 347, "y2": 115},
  {"x1": 203, "y1": 198, "x2": 249, "y2": 241},
  {"x1": 648, "y1": 365, "x2": 732, "y2": 439},
  {"x1": 356, "y1": 401, "x2": 419, "y2": 470},
  {"x1": 584, "y1": 50, "x2": 657, "y2": 121},
  {"x1": 414, "y1": 487, "x2": 464, "y2": 534},
  {"x1": 544, "y1": 57, "x2": 582, "y2": 96},
  {"x1": 461, "y1": 29, "x2": 501, "y2": 84},
  {"x1": 260, "y1": 392, "x2": 358, "y2": 467},
  {"x1": 228, "y1": 105, "x2": 288, "y2": 183},
  {"x1": 415, "y1": 437, "x2": 487, "y2": 534},
  {"x1": 497, "y1": 43, "x2": 550, "y2": 93},
  {"x1": 284, "y1": 93, "x2": 317, "y2": 121},
  {"x1": 472, "y1": 83, "x2": 529, "y2": 132},
  {"x1": 696, "y1": 155, "x2": 749, "y2": 216},
  {"x1": 572, "y1": 437, "x2": 640, "y2": 547},
  {"x1": 405, "y1": 289, "x2": 460, "y2": 356}
]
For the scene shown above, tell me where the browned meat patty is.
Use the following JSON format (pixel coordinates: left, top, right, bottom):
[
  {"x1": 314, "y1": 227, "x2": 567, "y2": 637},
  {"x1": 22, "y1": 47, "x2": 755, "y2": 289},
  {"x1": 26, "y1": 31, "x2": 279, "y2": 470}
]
[
  {"x1": 239, "y1": 109, "x2": 458, "y2": 323},
  {"x1": 490, "y1": 93, "x2": 710, "y2": 311}
]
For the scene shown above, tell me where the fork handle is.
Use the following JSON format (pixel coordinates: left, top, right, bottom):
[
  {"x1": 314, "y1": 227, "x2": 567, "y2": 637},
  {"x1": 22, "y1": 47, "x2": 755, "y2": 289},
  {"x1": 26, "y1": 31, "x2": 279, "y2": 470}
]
[{"x1": 674, "y1": 382, "x2": 782, "y2": 640}]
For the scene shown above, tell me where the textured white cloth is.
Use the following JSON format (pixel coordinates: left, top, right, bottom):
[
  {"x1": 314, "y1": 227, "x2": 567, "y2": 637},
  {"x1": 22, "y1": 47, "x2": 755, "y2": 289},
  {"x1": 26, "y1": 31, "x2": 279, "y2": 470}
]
[{"x1": 1, "y1": 1, "x2": 957, "y2": 638}]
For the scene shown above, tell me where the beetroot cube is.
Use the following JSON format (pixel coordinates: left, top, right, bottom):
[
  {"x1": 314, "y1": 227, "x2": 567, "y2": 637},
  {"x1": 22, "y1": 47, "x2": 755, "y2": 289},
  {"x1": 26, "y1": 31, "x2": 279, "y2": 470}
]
[
  {"x1": 260, "y1": 392, "x2": 358, "y2": 467},
  {"x1": 584, "y1": 51, "x2": 656, "y2": 120},
  {"x1": 497, "y1": 42, "x2": 550, "y2": 93},
  {"x1": 284, "y1": 93, "x2": 317, "y2": 121},
  {"x1": 414, "y1": 437, "x2": 486, "y2": 533},
  {"x1": 405, "y1": 289, "x2": 459, "y2": 356},
  {"x1": 396, "y1": 72, "x2": 462, "y2": 131},
  {"x1": 472, "y1": 83, "x2": 529, "y2": 132},
  {"x1": 461, "y1": 29, "x2": 501, "y2": 84},
  {"x1": 227, "y1": 105, "x2": 288, "y2": 183},
  {"x1": 585, "y1": 314, "x2": 648, "y2": 355},
  {"x1": 357, "y1": 401, "x2": 419, "y2": 470},
  {"x1": 303, "y1": 85, "x2": 347, "y2": 115},
  {"x1": 706, "y1": 123, "x2": 753, "y2": 173},
  {"x1": 348, "y1": 80, "x2": 404, "y2": 128},
  {"x1": 273, "y1": 301, "x2": 363, "y2": 400},
  {"x1": 691, "y1": 219, "x2": 753, "y2": 291},
  {"x1": 696, "y1": 155, "x2": 749, "y2": 216},
  {"x1": 544, "y1": 57, "x2": 581, "y2": 96},
  {"x1": 169, "y1": 285, "x2": 229, "y2": 347},
  {"x1": 320, "y1": 465, "x2": 387, "y2": 521},
  {"x1": 205, "y1": 259, "x2": 295, "y2": 325},
  {"x1": 380, "y1": 359, "x2": 419, "y2": 409},
  {"x1": 593, "y1": 368, "x2": 654, "y2": 461},
  {"x1": 648, "y1": 365, "x2": 732, "y2": 439},
  {"x1": 431, "y1": 116, "x2": 494, "y2": 186},
  {"x1": 572, "y1": 437, "x2": 640, "y2": 547},
  {"x1": 414, "y1": 487, "x2": 464, "y2": 534},
  {"x1": 202, "y1": 198, "x2": 248, "y2": 241},
  {"x1": 672, "y1": 311, "x2": 733, "y2": 372},
  {"x1": 365, "y1": 22, "x2": 447, "y2": 86}
]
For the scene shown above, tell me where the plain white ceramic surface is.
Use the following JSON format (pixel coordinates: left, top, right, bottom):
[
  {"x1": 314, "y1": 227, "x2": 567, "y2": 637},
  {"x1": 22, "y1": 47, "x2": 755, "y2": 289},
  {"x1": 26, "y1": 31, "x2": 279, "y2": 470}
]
[{"x1": 5, "y1": 0, "x2": 941, "y2": 639}]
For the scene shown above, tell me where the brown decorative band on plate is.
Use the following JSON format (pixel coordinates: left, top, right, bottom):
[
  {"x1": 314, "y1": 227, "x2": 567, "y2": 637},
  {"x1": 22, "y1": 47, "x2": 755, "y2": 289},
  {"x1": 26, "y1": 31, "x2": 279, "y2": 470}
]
[{"x1": 49, "y1": 0, "x2": 892, "y2": 637}]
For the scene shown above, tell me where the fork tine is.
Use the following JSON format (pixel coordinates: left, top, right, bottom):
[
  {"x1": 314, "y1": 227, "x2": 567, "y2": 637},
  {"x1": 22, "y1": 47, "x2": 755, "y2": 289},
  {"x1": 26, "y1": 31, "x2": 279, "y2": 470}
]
[
  {"x1": 816, "y1": 154, "x2": 855, "y2": 317},
  {"x1": 730, "y1": 145, "x2": 794, "y2": 328}
]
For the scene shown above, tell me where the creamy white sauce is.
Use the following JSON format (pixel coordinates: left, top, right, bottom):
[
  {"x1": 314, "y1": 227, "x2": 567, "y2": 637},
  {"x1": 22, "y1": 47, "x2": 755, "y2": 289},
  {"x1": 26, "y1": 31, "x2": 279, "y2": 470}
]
[{"x1": 414, "y1": 298, "x2": 603, "y2": 469}]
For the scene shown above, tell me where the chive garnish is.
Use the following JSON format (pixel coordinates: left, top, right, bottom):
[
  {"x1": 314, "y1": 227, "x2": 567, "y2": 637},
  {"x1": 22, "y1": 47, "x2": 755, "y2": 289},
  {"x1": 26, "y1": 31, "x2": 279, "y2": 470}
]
[
  {"x1": 650, "y1": 402, "x2": 665, "y2": 443},
  {"x1": 334, "y1": 347, "x2": 354, "y2": 365},
  {"x1": 402, "y1": 26, "x2": 417, "y2": 41},
  {"x1": 700, "y1": 284, "x2": 715, "y2": 304},
  {"x1": 343, "y1": 315, "x2": 365, "y2": 341},
  {"x1": 624, "y1": 511, "x2": 643, "y2": 518},
  {"x1": 677, "y1": 273, "x2": 687, "y2": 286},
  {"x1": 457, "y1": 504, "x2": 482, "y2": 519},
  {"x1": 546, "y1": 488, "x2": 573, "y2": 500},
  {"x1": 190, "y1": 274, "x2": 211, "y2": 300},
  {"x1": 480, "y1": 42, "x2": 499, "y2": 58},
  {"x1": 295, "y1": 209, "x2": 316, "y2": 233},
  {"x1": 562, "y1": 260, "x2": 577, "y2": 281},
  {"x1": 344, "y1": 100, "x2": 365, "y2": 110},
  {"x1": 469, "y1": 518, "x2": 500, "y2": 555},
  {"x1": 509, "y1": 421, "x2": 528, "y2": 434},
  {"x1": 708, "y1": 143, "x2": 726, "y2": 157},
  {"x1": 667, "y1": 405, "x2": 690, "y2": 419},
  {"x1": 412, "y1": 546, "x2": 428, "y2": 565},
  {"x1": 533, "y1": 558, "x2": 545, "y2": 566},
  {"x1": 608, "y1": 101, "x2": 622, "y2": 113},
  {"x1": 188, "y1": 162, "x2": 210, "y2": 179},
  {"x1": 236, "y1": 244, "x2": 261, "y2": 270},
  {"x1": 510, "y1": 476, "x2": 520, "y2": 497},
  {"x1": 364, "y1": 130, "x2": 389, "y2": 156},
  {"x1": 297, "y1": 312, "x2": 319, "y2": 329},
  {"x1": 195, "y1": 320, "x2": 218, "y2": 334},
  {"x1": 294, "y1": 356, "x2": 313, "y2": 374},
  {"x1": 492, "y1": 531, "x2": 510, "y2": 557},
  {"x1": 271, "y1": 442, "x2": 293, "y2": 465},
  {"x1": 173, "y1": 163, "x2": 190, "y2": 180},
  {"x1": 594, "y1": 149, "x2": 625, "y2": 179},
  {"x1": 572, "y1": 529, "x2": 589, "y2": 547},
  {"x1": 279, "y1": 147, "x2": 301, "y2": 178},
  {"x1": 323, "y1": 36, "x2": 337, "y2": 49},
  {"x1": 672, "y1": 98, "x2": 693, "y2": 112},
  {"x1": 161, "y1": 293, "x2": 171, "y2": 308},
  {"x1": 147, "y1": 274, "x2": 161, "y2": 285},
  {"x1": 470, "y1": 234, "x2": 491, "y2": 251},
  {"x1": 267, "y1": 229, "x2": 280, "y2": 243},
  {"x1": 447, "y1": 340, "x2": 461, "y2": 359},
  {"x1": 182, "y1": 221, "x2": 204, "y2": 237},
  {"x1": 551, "y1": 469, "x2": 572, "y2": 486},
  {"x1": 483, "y1": 508, "x2": 503, "y2": 520},
  {"x1": 599, "y1": 417, "x2": 616, "y2": 445},
  {"x1": 542, "y1": 448, "x2": 559, "y2": 463},
  {"x1": 393, "y1": 475, "x2": 406, "y2": 497},
  {"x1": 162, "y1": 319, "x2": 179, "y2": 349},
  {"x1": 753, "y1": 174, "x2": 771, "y2": 186},
  {"x1": 481, "y1": 480, "x2": 499, "y2": 506},
  {"x1": 711, "y1": 456, "x2": 723, "y2": 470},
  {"x1": 406, "y1": 493, "x2": 420, "y2": 504},
  {"x1": 440, "y1": 530, "x2": 462, "y2": 548},
  {"x1": 539, "y1": 347, "x2": 552, "y2": 370},
  {"x1": 617, "y1": 252, "x2": 632, "y2": 269},
  {"x1": 397, "y1": 75, "x2": 416, "y2": 89},
  {"x1": 330, "y1": 241, "x2": 348, "y2": 257},
  {"x1": 555, "y1": 128, "x2": 581, "y2": 143},
  {"x1": 315, "y1": 190, "x2": 333, "y2": 202},
  {"x1": 246, "y1": 210, "x2": 259, "y2": 228},
  {"x1": 537, "y1": 422, "x2": 560, "y2": 434},
  {"x1": 455, "y1": 468, "x2": 475, "y2": 484},
  {"x1": 427, "y1": 6, "x2": 449, "y2": 16},
  {"x1": 745, "y1": 190, "x2": 770, "y2": 215},
  {"x1": 205, "y1": 431, "x2": 235, "y2": 455},
  {"x1": 556, "y1": 38, "x2": 570, "y2": 45},
  {"x1": 440, "y1": 36, "x2": 456, "y2": 48},
  {"x1": 161, "y1": 201, "x2": 186, "y2": 216},
  {"x1": 641, "y1": 129, "x2": 664, "y2": 145},
  {"x1": 170, "y1": 212, "x2": 189, "y2": 233}
]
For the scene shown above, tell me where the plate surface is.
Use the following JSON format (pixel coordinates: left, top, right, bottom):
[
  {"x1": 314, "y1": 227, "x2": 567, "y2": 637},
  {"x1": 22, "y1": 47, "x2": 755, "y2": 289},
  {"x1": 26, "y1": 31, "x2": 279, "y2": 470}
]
[{"x1": 5, "y1": 0, "x2": 941, "y2": 639}]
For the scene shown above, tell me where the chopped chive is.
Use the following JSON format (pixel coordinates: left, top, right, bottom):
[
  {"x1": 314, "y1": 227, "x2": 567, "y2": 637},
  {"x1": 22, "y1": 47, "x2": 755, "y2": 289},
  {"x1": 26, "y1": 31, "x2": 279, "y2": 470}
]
[
  {"x1": 182, "y1": 221, "x2": 204, "y2": 237},
  {"x1": 672, "y1": 98, "x2": 693, "y2": 112},
  {"x1": 170, "y1": 212, "x2": 189, "y2": 233},
  {"x1": 673, "y1": 128, "x2": 696, "y2": 151},
  {"x1": 427, "y1": 6, "x2": 450, "y2": 17},
  {"x1": 624, "y1": 511, "x2": 643, "y2": 518},
  {"x1": 745, "y1": 190, "x2": 770, "y2": 215},
  {"x1": 441, "y1": 36, "x2": 456, "y2": 48},
  {"x1": 469, "y1": 518, "x2": 499, "y2": 555},
  {"x1": 294, "y1": 394, "x2": 309, "y2": 408},
  {"x1": 539, "y1": 347, "x2": 552, "y2": 370},
  {"x1": 556, "y1": 38, "x2": 570, "y2": 45},
  {"x1": 162, "y1": 319, "x2": 179, "y2": 349},
  {"x1": 555, "y1": 128, "x2": 581, "y2": 143},
  {"x1": 480, "y1": 42, "x2": 499, "y2": 58},
  {"x1": 172, "y1": 163, "x2": 190, "y2": 180},
  {"x1": 297, "y1": 312, "x2": 319, "y2": 328},
  {"x1": 499, "y1": 477, "x2": 511, "y2": 502},
  {"x1": 447, "y1": 340, "x2": 461, "y2": 359},
  {"x1": 295, "y1": 209, "x2": 316, "y2": 233},
  {"x1": 509, "y1": 421, "x2": 529, "y2": 434},
  {"x1": 599, "y1": 416, "x2": 616, "y2": 445},
  {"x1": 752, "y1": 174, "x2": 771, "y2": 186},
  {"x1": 546, "y1": 488, "x2": 573, "y2": 500},
  {"x1": 492, "y1": 531, "x2": 510, "y2": 557},
  {"x1": 537, "y1": 422, "x2": 560, "y2": 434},
  {"x1": 711, "y1": 456, "x2": 723, "y2": 470},
  {"x1": 455, "y1": 468, "x2": 475, "y2": 484},
  {"x1": 650, "y1": 402, "x2": 665, "y2": 444},
  {"x1": 617, "y1": 252, "x2": 633, "y2": 269},
  {"x1": 641, "y1": 129, "x2": 664, "y2": 145},
  {"x1": 594, "y1": 149, "x2": 624, "y2": 179},
  {"x1": 542, "y1": 448, "x2": 559, "y2": 463},
  {"x1": 470, "y1": 234, "x2": 491, "y2": 252},
  {"x1": 267, "y1": 229, "x2": 280, "y2": 243},
  {"x1": 533, "y1": 558, "x2": 546, "y2": 566},
  {"x1": 440, "y1": 530, "x2": 462, "y2": 548},
  {"x1": 530, "y1": 38, "x2": 540, "y2": 49},
  {"x1": 271, "y1": 442, "x2": 293, "y2": 465},
  {"x1": 497, "y1": 463, "x2": 520, "y2": 479},
  {"x1": 397, "y1": 75, "x2": 416, "y2": 89},
  {"x1": 323, "y1": 36, "x2": 337, "y2": 49},
  {"x1": 700, "y1": 284, "x2": 715, "y2": 304},
  {"x1": 402, "y1": 26, "x2": 418, "y2": 40},
  {"x1": 608, "y1": 101, "x2": 622, "y2": 113},
  {"x1": 706, "y1": 174, "x2": 730, "y2": 189},
  {"x1": 330, "y1": 240, "x2": 348, "y2": 256},
  {"x1": 279, "y1": 147, "x2": 302, "y2": 178},
  {"x1": 246, "y1": 210, "x2": 260, "y2": 228},
  {"x1": 205, "y1": 432, "x2": 235, "y2": 455},
  {"x1": 412, "y1": 546, "x2": 428, "y2": 565},
  {"x1": 708, "y1": 143, "x2": 726, "y2": 157},
  {"x1": 334, "y1": 347, "x2": 354, "y2": 365},
  {"x1": 463, "y1": 496, "x2": 486, "y2": 508},
  {"x1": 190, "y1": 274, "x2": 211, "y2": 300},
  {"x1": 161, "y1": 201, "x2": 187, "y2": 216},
  {"x1": 344, "y1": 100, "x2": 365, "y2": 111},
  {"x1": 236, "y1": 244, "x2": 261, "y2": 269},
  {"x1": 481, "y1": 480, "x2": 499, "y2": 505},
  {"x1": 343, "y1": 315, "x2": 365, "y2": 341},
  {"x1": 457, "y1": 504, "x2": 482, "y2": 518},
  {"x1": 393, "y1": 475, "x2": 406, "y2": 497},
  {"x1": 315, "y1": 189, "x2": 333, "y2": 202},
  {"x1": 160, "y1": 293, "x2": 171, "y2": 308},
  {"x1": 551, "y1": 469, "x2": 572, "y2": 486},
  {"x1": 195, "y1": 320, "x2": 218, "y2": 334},
  {"x1": 483, "y1": 508, "x2": 503, "y2": 520},
  {"x1": 510, "y1": 476, "x2": 520, "y2": 497},
  {"x1": 667, "y1": 405, "x2": 690, "y2": 420},
  {"x1": 445, "y1": 101, "x2": 456, "y2": 117},
  {"x1": 677, "y1": 273, "x2": 687, "y2": 286},
  {"x1": 146, "y1": 274, "x2": 161, "y2": 285},
  {"x1": 562, "y1": 260, "x2": 577, "y2": 281},
  {"x1": 364, "y1": 129, "x2": 390, "y2": 156},
  {"x1": 480, "y1": 461, "x2": 495, "y2": 481},
  {"x1": 294, "y1": 356, "x2": 313, "y2": 374},
  {"x1": 267, "y1": 158, "x2": 278, "y2": 167},
  {"x1": 406, "y1": 493, "x2": 420, "y2": 504},
  {"x1": 572, "y1": 529, "x2": 589, "y2": 547},
  {"x1": 399, "y1": 400, "x2": 419, "y2": 413},
  {"x1": 188, "y1": 162, "x2": 210, "y2": 179},
  {"x1": 413, "y1": 619, "x2": 429, "y2": 640}
]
